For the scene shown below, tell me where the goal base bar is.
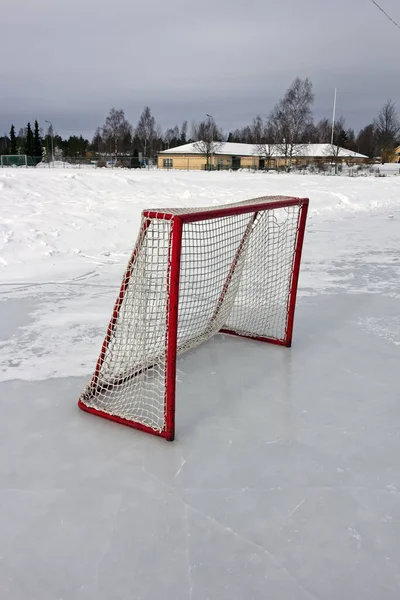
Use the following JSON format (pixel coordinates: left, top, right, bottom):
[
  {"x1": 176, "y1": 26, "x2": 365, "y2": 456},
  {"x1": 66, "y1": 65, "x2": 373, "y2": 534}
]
[
  {"x1": 219, "y1": 329, "x2": 291, "y2": 347},
  {"x1": 78, "y1": 399, "x2": 174, "y2": 441}
]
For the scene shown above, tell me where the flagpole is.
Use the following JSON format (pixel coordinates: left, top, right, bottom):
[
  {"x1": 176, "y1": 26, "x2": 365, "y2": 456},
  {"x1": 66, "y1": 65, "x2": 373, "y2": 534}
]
[{"x1": 331, "y1": 88, "x2": 337, "y2": 145}]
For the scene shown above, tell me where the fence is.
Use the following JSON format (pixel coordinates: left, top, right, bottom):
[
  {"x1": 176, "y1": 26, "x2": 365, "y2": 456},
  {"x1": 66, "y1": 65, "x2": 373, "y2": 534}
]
[
  {"x1": 0, "y1": 155, "x2": 154, "y2": 169},
  {"x1": 2, "y1": 154, "x2": 398, "y2": 178}
]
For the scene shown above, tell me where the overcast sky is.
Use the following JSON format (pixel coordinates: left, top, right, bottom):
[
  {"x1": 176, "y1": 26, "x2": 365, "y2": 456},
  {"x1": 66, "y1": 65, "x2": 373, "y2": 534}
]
[{"x1": 1, "y1": 0, "x2": 400, "y2": 139}]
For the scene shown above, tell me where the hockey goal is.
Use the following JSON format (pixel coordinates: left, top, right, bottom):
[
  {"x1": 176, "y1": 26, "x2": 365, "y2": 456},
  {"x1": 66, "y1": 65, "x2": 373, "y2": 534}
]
[{"x1": 78, "y1": 196, "x2": 309, "y2": 441}]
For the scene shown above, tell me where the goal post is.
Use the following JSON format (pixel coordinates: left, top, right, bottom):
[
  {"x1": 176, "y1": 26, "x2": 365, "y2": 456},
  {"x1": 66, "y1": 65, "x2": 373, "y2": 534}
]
[
  {"x1": 78, "y1": 196, "x2": 309, "y2": 441},
  {"x1": 0, "y1": 155, "x2": 28, "y2": 168}
]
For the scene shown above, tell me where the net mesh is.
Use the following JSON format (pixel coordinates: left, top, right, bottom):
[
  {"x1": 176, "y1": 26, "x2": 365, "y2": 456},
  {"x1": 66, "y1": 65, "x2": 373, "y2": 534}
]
[
  {"x1": 223, "y1": 208, "x2": 299, "y2": 339},
  {"x1": 79, "y1": 197, "x2": 305, "y2": 435},
  {"x1": 0, "y1": 154, "x2": 28, "y2": 167}
]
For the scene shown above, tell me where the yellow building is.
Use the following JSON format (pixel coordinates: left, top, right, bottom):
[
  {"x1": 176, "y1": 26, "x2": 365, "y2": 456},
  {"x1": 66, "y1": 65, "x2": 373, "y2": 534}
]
[
  {"x1": 384, "y1": 145, "x2": 400, "y2": 163},
  {"x1": 158, "y1": 142, "x2": 368, "y2": 170}
]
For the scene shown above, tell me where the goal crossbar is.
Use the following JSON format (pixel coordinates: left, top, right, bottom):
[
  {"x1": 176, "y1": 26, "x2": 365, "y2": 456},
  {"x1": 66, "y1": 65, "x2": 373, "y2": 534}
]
[
  {"x1": 143, "y1": 196, "x2": 305, "y2": 222},
  {"x1": 78, "y1": 195, "x2": 309, "y2": 441}
]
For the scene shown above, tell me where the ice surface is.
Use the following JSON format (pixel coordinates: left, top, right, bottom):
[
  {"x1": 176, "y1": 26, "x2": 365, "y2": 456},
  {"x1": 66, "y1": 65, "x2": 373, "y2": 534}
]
[{"x1": 0, "y1": 169, "x2": 399, "y2": 599}]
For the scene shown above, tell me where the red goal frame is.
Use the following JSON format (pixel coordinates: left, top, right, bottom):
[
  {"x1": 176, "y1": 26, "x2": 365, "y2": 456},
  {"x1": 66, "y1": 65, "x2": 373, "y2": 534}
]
[{"x1": 78, "y1": 196, "x2": 309, "y2": 441}]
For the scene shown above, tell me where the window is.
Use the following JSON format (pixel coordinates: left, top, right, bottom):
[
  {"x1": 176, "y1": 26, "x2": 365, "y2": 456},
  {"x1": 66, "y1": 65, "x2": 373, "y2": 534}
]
[
  {"x1": 163, "y1": 158, "x2": 173, "y2": 168},
  {"x1": 217, "y1": 159, "x2": 224, "y2": 169}
]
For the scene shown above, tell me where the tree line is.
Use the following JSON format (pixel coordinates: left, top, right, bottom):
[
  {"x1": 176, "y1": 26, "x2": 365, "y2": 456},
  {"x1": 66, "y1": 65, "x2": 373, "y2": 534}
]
[
  {"x1": 226, "y1": 78, "x2": 400, "y2": 162},
  {"x1": 0, "y1": 120, "x2": 89, "y2": 161},
  {"x1": 1, "y1": 78, "x2": 399, "y2": 162}
]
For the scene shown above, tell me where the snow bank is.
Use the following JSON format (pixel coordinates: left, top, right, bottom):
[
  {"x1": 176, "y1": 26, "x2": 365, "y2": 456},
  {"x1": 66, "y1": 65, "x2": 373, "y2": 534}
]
[
  {"x1": 0, "y1": 168, "x2": 399, "y2": 382},
  {"x1": 1, "y1": 168, "x2": 399, "y2": 286}
]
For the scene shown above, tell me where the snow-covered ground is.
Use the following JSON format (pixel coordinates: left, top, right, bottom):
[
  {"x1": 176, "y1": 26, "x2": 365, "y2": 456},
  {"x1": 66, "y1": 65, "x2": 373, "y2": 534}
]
[
  {"x1": 1, "y1": 169, "x2": 399, "y2": 382},
  {"x1": 1, "y1": 169, "x2": 400, "y2": 599}
]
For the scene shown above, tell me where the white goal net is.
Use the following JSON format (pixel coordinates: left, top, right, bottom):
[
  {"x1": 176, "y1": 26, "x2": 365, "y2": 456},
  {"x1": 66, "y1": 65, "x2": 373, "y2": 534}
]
[{"x1": 79, "y1": 196, "x2": 309, "y2": 440}]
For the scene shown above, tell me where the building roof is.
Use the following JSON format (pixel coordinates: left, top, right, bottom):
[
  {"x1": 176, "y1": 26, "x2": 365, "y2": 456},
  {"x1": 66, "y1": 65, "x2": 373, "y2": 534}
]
[{"x1": 159, "y1": 142, "x2": 367, "y2": 159}]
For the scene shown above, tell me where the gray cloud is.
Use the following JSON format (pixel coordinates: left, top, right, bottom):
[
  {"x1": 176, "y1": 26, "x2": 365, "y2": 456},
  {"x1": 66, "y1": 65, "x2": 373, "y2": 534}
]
[{"x1": 1, "y1": 0, "x2": 399, "y2": 138}]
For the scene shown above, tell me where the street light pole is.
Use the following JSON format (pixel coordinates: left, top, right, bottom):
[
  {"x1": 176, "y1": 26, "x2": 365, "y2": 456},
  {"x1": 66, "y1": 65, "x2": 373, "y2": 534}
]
[
  {"x1": 206, "y1": 113, "x2": 213, "y2": 171},
  {"x1": 45, "y1": 120, "x2": 54, "y2": 164}
]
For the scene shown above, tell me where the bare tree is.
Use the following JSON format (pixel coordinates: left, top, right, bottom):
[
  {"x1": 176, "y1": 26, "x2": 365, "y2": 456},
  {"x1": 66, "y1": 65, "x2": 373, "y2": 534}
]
[
  {"x1": 180, "y1": 120, "x2": 188, "y2": 144},
  {"x1": 91, "y1": 127, "x2": 104, "y2": 154},
  {"x1": 270, "y1": 77, "x2": 314, "y2": 168},
  {"x1": 155, "y1": 125, "x2": 164, "y2": 153},
  {"x1": 172, "y1": 125, "x2": 180, "y2": 142},
  {"x1": 135, "y1": 106, "x2": 156, "y2": 158},
  {"x1": 163, "y1": 127, "x2": 175, "y2": 149},
  {"x1": 374, "y1": 100, "x2": 400, "y2": 162},
  {"x1": 162, "y1": 125, "x2": 180, "y2": 150},
  {"x1": 192, "y1": 118, "x2": 223, "y2": 169},
  {"x1": 257, "y1": 121, "x2": 277, "y2": 169},
  {"x1": 102, "y1": 108, "x2": 132, "y2": 155},
  {"x1": 301, "y1": 121, "x2": 318, "y2": 144},
  {"x1": 250, "y1": 115, "x2": 263, "y2": 144},
  {"x1": 325, "y1": 117, "x2": 348, "y2": 173},
  {"x1": 227, "y1": 126, "x2": 254, "y2": 143},
  {"x1": 313, "y1": 118, "x2": 332, "y2": 143},
  {"x1": 18, "y1": 127, "x2": 27, "y2": 154}
]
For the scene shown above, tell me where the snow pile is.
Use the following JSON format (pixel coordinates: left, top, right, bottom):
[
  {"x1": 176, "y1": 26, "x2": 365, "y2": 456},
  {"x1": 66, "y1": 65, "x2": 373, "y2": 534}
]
[
  {"x1": 1, "y1": 169, "x2": 399, "y2": 286},
  {"x1": 0, "y1": 168, "x2": 399, "y2": 382}
]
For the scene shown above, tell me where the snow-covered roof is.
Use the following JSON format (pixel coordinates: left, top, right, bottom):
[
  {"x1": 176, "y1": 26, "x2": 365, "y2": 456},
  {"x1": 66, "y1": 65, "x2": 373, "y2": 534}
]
[{"x1": 160, "y1": 142, "x2": 367, "y2": 159}]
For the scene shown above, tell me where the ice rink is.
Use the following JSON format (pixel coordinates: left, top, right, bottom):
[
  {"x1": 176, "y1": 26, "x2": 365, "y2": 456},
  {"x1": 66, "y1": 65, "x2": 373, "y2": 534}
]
[{"x1": 1, "y1": 169, "x2": 399, "y2": 599}]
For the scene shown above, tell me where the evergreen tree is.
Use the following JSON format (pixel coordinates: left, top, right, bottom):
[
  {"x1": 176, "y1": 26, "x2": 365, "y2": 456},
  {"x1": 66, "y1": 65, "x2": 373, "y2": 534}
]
[
  {"x1": 357, "y1": 124, "x2": 377, "y2": 159},
  {"x1": 33, "y1": 120, "x2": 42, "y2": 157},
  {"x1": 180, "y1": 120, "x2": 188, "y2": 145},
  {"x1": 336, "y1": 128, "x2": 348, "y2": 148},
  {"x1": 10, "y1": 125, "x2": 17, "y2": 154},
  {"x1": 25, "y1": 122, "x2": 34, "y2": 156},
  {"x1": 18, "y1": 127, "x2": 27, "y2": 154},
  {"x1": 0, "y1": 136, "x2": 10, "y2": 155}
]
